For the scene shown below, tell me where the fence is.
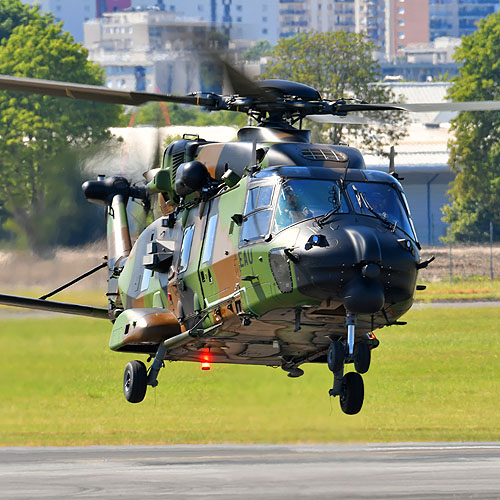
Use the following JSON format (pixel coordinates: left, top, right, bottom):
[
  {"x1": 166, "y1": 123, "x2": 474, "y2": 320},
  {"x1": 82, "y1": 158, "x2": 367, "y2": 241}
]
[
  {"x1": 419, "y1": 244, "x2": 500, "y2": 281},
  {"x1": 1, "y1": 241, "x2": 499, "y2": 291}
]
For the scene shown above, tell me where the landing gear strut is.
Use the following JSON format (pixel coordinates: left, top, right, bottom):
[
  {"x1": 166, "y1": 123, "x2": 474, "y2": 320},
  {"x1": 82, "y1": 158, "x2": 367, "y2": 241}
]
[{"x1": 328, "y1": 312, "x2": 366, "y2": 415}]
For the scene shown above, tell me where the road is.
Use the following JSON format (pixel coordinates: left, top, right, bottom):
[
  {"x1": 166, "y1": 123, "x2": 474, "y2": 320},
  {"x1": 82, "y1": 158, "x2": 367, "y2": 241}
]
[{"x1": 1, "y1": 443, "x2": 500, "y2": 499}]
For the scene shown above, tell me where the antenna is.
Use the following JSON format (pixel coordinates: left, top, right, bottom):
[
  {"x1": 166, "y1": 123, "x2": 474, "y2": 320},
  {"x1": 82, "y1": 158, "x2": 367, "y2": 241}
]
[
  {"x1": 389, "y1": 146, "x2": 395, "y2": 176},
  {"x1": 341, "y1": 159, "x2": 350, "y2": 186},
  {"x1": 388, "y1": 146, "x2": 404, "y2": 180}
]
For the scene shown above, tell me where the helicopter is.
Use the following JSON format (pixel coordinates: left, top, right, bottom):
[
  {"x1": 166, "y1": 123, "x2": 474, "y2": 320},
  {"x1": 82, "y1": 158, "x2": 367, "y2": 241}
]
[{"x1": 1, "y1": 66, "x2": 499, "y2": 415}]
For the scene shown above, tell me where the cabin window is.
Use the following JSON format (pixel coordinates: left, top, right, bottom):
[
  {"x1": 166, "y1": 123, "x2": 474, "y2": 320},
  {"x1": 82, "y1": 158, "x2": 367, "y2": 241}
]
[
  {"x1": 273, "y1": 179, "x2": 348, "y2": 232},
  {"x1": 201, "y1": 213, "x2": 218, "y2": 264},
  {"x1": 178, "y1": 225, "x2": 195, "y2": 272}
]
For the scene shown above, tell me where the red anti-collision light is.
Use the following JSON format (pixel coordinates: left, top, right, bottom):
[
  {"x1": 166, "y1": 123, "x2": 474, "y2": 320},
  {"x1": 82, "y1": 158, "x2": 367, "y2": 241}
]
[{"x1": 201, "y1": 361, "x2": 211, "y2": 370}]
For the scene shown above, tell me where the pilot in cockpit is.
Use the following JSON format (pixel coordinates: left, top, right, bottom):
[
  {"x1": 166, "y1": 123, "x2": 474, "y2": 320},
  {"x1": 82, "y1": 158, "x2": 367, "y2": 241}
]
[{"x1": 276, "y1": 183, "x2": 314, "y2": 227}]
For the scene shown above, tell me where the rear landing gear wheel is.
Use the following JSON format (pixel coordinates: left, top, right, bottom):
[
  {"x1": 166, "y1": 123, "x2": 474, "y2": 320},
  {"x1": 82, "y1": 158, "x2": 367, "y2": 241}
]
[
  {"x1": 354, "y1": 342, "x2": 371, "y2": 374},
  {"x1": 340, "y1": 372, "x2": 364, "y2": 415},
  {"x1": 123, "y1": 360, "x2": 147, "y2": 403},
  {"x1": 327, "y1": 341, "x2": 345, "y2": 373}
]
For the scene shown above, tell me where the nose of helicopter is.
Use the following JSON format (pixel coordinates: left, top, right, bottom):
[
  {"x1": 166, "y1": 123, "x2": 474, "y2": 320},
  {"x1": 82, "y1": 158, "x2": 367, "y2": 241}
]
[
  {"x1": 342, "y1": 274, "x2": 385, "y2": 314},
  {"x1": 291, "y1": 220, "x2": 419, "y2": 314},
  {"x1": 340, "y1": 226, "x2": 385, "y2": 314}
]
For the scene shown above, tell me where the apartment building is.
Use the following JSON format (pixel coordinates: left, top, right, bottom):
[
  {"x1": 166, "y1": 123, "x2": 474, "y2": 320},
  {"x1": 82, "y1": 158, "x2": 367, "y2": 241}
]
[
  {"x1": 84, "y1": 10, "x2": 213, "y2": 93},
  {"x1": 131, "y1": 0, "x2": 279, "y2": 43},
  {"x1": 277, "y1": 1, "x2": 428, "y2": 61},
  {"x1": 385, "y1": 0, "x2": 429, "y2": 61},
  {"x1": 429, "y1": 0, "x2": 500, "y2": 40}
]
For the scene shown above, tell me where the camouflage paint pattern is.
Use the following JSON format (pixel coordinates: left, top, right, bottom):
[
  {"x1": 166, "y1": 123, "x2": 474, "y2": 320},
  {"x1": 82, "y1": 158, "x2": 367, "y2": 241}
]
[
  {"x1": 105, "y1": 194, "x2": 133, "y2": 315},
  {"x1": 107, "y1": 127, "x2": 421, "y2": 371}
]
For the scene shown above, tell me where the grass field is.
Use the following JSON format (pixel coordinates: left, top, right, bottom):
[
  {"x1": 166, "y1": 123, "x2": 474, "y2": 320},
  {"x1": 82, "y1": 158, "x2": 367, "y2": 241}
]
[
  {"x1": 1, "y1": 307, "x2": 499, "y2": 446},
  {"x1": 416, "y1": 278, "x2": 500, "y2": 302}
]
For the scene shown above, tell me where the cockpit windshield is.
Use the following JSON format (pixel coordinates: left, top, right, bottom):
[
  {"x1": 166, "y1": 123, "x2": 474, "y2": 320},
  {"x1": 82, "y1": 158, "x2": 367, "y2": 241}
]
[
  {"x1": 346, "y1": 182, "x2": 416, "y2": 239},
  {"x1": 270, "y1": 178, "x2": 417, "y2": 241},
  {"x1": 273, "y1": 179, "x2": 349, "y2": 232}
]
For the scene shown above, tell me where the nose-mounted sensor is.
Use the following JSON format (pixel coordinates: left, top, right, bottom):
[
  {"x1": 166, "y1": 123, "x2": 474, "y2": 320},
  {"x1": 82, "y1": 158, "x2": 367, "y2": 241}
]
[{"x1": 362, "y1": 262, "x2": 381, "y2": 279}]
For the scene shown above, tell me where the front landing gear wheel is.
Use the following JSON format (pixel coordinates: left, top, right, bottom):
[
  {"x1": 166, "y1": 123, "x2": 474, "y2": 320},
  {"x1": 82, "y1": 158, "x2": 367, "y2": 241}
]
[
  {"x1": 340, "y1": 372, "x2": 364, "y2": 415},
  {"x1": 327, "y1": 341, "x2": 344, "y2": 373},
  {"x1": 354, "y1": 342, "x2": 371, "y2": 374},
  {"x1": 123, "y1": 360, "x2": 147, "y2": 403}
]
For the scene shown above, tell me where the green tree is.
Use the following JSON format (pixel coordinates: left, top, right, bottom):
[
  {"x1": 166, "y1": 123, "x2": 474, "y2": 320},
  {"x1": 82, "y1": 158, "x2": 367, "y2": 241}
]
[
  {"x1": 242, "y1": 39, "x2": 272, "y2": 62},
  {"x1": 0, "y1": 1, "x2": 121, "y2": 252},
  {"x1": 442, "y1": 13, "x2": 500, "y2": 242},
  {"x1": 0, "y1": 0, "x2": 42, "y2": 42},
  {"x1": 262, "y1": 31, "x2": 408, "y2": 155}
]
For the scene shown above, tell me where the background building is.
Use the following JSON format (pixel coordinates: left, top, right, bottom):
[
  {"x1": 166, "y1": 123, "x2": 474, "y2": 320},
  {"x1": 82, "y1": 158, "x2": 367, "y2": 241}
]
[
  {"x1": 429, "y1": 0, "x2": 500, "y2": 40},
  {"x1": 364, "y1": 82, "x2": 456, "y2": 245},
  {"x1": 385, "y1": 0, "x2": 429, "y2": 61},
  {"x1": 84, "y1": 10, "x2": 223, "y2": 93},
  {"x1": 275, "y1": 1, "x2": 430, "y2": 62},
  {"x1": 24, "y1": 1, "x2": 500, "y2": 63},
  {"x1": 23, "y1": 0, "x2": 96, "y2": 41},
  {"x1": 356, "y1": 0, "x2": 386, "y2": 58},
  {"x1": 131, "y1": 0, "x2": 279, "y2": 43},
  {"x1": 380, "y1": 37, "x2": 460, "y2": 81},
  {"x1": 97, "y1": 1, "x2": 132, "y2": 17},
  {"x1": 278, "y1": 0, "x2": 356, "y2": 39}
]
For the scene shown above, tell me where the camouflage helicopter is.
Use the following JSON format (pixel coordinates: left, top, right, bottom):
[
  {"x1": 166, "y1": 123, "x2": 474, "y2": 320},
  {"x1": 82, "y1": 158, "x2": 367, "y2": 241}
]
[{"x1": 1, "y1": 69, "x2": 498, "y2": 415}]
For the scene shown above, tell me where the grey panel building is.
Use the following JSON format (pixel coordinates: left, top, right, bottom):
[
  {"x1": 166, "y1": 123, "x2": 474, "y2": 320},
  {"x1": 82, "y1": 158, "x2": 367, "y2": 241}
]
[{"x1": 365, "y1": 151, "x2": 454, "y2": 246}]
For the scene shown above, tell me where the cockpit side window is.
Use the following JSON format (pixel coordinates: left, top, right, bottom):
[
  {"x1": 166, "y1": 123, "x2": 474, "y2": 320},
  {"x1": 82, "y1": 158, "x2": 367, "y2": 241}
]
[
  {"x1": 240, "y1": 184, "x2": 274, "y2": 245},
  {"x1": 400, "y1": 191, "x2": 418, "y2": 240},
  {"x1": 273, "y1": 179, "x2": 348, "y2": 232},
  {"x1": 244, "y1": 185, "x2": 273, "y2": 215}
]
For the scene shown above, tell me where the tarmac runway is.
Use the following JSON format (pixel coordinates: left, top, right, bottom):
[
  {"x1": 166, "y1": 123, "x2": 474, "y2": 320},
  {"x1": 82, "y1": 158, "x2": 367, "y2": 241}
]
[{"x1": 1, "y1": 443, "x2": 500, "y2": 499}]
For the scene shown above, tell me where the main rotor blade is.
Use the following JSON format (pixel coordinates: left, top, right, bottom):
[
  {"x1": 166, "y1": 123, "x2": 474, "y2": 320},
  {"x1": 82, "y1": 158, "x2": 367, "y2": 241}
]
[
  {"x1": 315, "y1": 99, "x2": 500, "y2": 119},
  {"x1": 0, "y1": 74, "x2": 217, "y2": 107},
  {"x1": 334, "y1": 102, "x2": 407, "y2": 113},
  {"x1": 307, "y1": 114, "x2": 370, "y2": 125},
  {"x1": 395, "y1": 101, "x2": 500, "y2": 112},
  {"x1": 208, "y1": 52, "x2": 269, "y2": 99}
]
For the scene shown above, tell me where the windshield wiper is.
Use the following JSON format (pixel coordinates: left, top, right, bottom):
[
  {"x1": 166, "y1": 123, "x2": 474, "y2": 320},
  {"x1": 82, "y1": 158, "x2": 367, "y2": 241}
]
[
  {"x1": 316, "y1": 184, "x2": 345, "y2": 227},
  {"x1": 315, "y1": 205, "x2": 341, "y2": 227},
  {"x1": 353, "y1": 186, "x2": 398, "y2": 233},
  {"x1": 351, "y1": 184, "x2": 363, "y2": 209}
]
